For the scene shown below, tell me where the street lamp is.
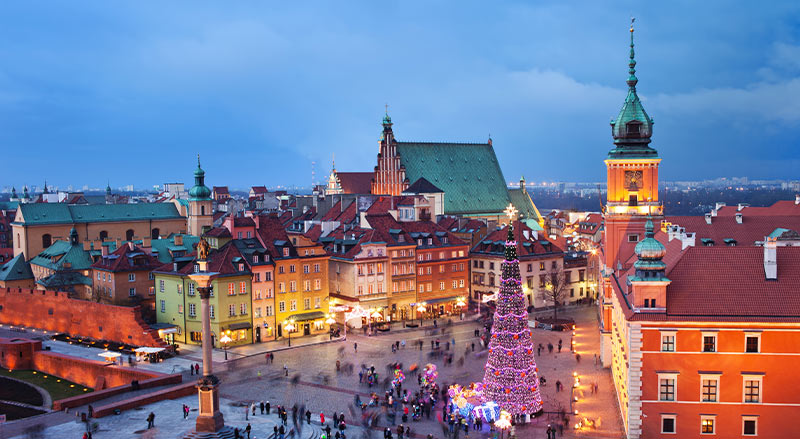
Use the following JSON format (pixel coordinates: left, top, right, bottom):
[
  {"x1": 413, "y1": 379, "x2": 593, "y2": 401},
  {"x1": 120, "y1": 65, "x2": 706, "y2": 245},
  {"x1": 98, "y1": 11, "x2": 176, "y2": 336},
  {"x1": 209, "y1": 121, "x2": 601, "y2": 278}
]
[
  {"x1": 494, "y1": 410, "x2": 512, "y2": 439},
  {"x1": 219, "y1": 333, "x2": 232, "y2": 361},
  {"x1": 284, "y1": 319, "x2": 296, "y2": 347},
  {"x1": 416, "y1": 302, "x2": 426, "y2": 325}
]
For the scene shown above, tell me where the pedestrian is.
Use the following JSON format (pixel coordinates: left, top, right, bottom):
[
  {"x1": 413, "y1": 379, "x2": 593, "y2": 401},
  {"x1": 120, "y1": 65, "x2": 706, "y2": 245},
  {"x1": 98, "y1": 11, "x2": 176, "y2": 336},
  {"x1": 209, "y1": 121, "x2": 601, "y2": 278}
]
[
  {"x1": 196, "y1": 363, "x2": 200, "y2": 375},
  {"x1": 252, "y1": 403, "x2": 256, "y2": 416},
  {"x1": 245, "y1": 405, "x2": 249, "y2": 420},
  {"x1": 306, "y1": 409, "x2": 312, "y2": 424},
  {"x1": 147, "y1": 412, "x2": 155, "y2": 429},
  {"x1": 546, "y1": 425, "x2": 552, "y2": 439},
  {"x1": 354, "y1": 342, "x2": 358, "y2": 352},
  {"x1": 537, "y1": 345, "x2": 541, "y2": 356},
  {"x1": 266, "y1": 401, "x2": 271, "y2": 414},
  {"x1": 260, "y1": 401, "x2": 265, "y2": 414},
  {"x1": 471, "y1": 342, "x2": 475, "y2": 352},
  {"x1": 265, "y1": 353, "x2": 270, "y2": 365},
  {"x1": 321, "y1": 412, "x2": 326, "y2": 425},
  {"x1": 433, "y1": 319, "x2": 437, "y2": 328},
  {"x1": 547, "y1": 342, "x2": 553, "y2": 353},
  {"x1": 183, "y1": 404, "x2": 189, "y2": 419},
  {"x1": 284, "y1": 364, "x2": 288, "y2": 376},
  {"x1": 88, "y1": 404, "x2": 94, "y2": 418},
  {"x1": 558, "y1": 339, "x2": 562, "y2": 353},
  {"x1": 234, "y1": 427, "x2": 240, "y2": 439},
  {"x1": 271, "y1": 352, "x2": 275, "y2": 363},
  {"x1": 559, "y1": 422, "x2": 564, "y2": 436},
  {"x1": 190, "y1": 363, "x2": 194, "y2": 375},
  {"x1": 245, "y1": 423, "x2": 252, "y2": 439},
  {"x1": 576, "y1": 353, "x2": 581, "y2": 363}
]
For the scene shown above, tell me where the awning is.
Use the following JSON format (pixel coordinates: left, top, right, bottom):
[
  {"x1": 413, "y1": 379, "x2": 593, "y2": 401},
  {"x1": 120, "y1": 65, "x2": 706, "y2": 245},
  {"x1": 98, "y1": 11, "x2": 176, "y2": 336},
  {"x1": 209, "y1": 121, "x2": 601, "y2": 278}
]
[
  {"x1": 151, "y1": 323, "x2": 179, "y2": 334},
  {"x1": 134, "y1": 347, "x2": 165, "y2": 354},
  {"x1": 422, "y1": 296, "x2": 461, "y2": 306},
  {"x1": 98, "y1": 351, "x2": 121, "y2": 358},
  {"x1": 229, "y1": 322, "x2": 252, "y2": 330},
  {"x1": 290, "y1": 311, "x2": 326, "y2": 322}
]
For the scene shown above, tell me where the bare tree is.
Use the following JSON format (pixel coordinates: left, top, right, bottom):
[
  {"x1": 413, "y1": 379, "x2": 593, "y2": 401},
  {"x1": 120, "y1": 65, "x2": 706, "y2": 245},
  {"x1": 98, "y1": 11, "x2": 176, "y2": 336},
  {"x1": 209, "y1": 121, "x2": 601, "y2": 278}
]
[{"x1": 538, "y1": 266, "x2": 569, "y2": 322}]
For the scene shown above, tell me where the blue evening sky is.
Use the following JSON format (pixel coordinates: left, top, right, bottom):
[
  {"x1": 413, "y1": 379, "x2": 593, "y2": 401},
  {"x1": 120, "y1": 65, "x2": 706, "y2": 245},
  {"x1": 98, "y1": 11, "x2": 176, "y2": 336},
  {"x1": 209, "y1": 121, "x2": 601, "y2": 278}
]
[{"x1": 1, "y1": 1, "x2": 798, "y2": 191}]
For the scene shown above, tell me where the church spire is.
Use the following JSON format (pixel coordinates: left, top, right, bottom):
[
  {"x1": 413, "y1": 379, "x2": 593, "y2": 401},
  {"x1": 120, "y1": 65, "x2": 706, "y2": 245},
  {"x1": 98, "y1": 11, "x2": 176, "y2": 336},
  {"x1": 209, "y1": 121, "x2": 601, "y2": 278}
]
[
  {"x1": 627, "y1": 17, "x2": 638, "y2": 90},
  {"x1": 43, "y1": 180, "x2": 49, "y2": 194}
]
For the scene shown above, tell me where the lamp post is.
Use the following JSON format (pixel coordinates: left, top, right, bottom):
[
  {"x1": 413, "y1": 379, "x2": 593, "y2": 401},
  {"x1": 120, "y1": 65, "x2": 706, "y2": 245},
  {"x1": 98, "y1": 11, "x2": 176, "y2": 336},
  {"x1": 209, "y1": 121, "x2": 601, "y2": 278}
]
[
  {"x1": 284, "y1": 320, "x2": 296, "y2": 347},
  {"x1": 220, "y1": 333, "x2": 232, "y2": 361},
  {"x1": 416, "y1": 303, "x2": 426, "y2": 326},
  {"x1": 185, "y1": 237, "x2": 232, "y2": 438}
]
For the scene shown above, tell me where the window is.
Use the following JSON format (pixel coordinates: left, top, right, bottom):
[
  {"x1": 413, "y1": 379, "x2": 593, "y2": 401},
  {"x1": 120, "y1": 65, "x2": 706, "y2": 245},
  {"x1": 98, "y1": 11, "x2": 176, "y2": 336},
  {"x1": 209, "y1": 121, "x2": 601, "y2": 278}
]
[
  {"x1": 703, "y1": 333, "x2": 717, "y2": 352},
  {"x1": 160, "y1": 300, "x2": 166, "y2": 313},
  {"x1": 289, "y1": 264, "x2": 296, "y2": 273},
  {"x1": 240, "y1": 282, "x2": 246, "y2": 294},
  {"x1": 419, "y1": 285, "x2": 424, "y2": 293},
  {"x1": 290, "y1": 300, "x2": 297, "y2": 311},
  {"x1": 452, "y1": 280, "x2": 457, "y2": 288},
  {"x1": 303, "y1": 280, "x2": 311, "y2": 292},
  {"x1": 745, "y1": 334, "x2": 760, "y2": 353},
  {"x1": 527, "y1": 263, "x2": 532, "y2": 272},
  {"x1": 228, "y1": 283, "x2": 235, "y2": 296},
  {"x1": 539, "y1": 262, "x2": 545, "y2": 270},
  {"x1": 189, "y1": 283, "x2": 195, "y2": 296},
  {"x1": 700, "y1": 416, "x2": 715, "y2": 435},
  {"x1": 743, "y1": 417, "x2": 758, "y2": 436},
  {"x1": 255, "y1": 307, "x2": 262, "y2": 318},
  {"x1": 240, "y1": 303, "x2": 247, "y2": 315},
  {"x1": 659, "y1": 374, "x2": 677, "y2": 401},
  {"x1": 303, "y1": 264, "x2": 310, "y2": 274},
  {"x1": 427, "y1": 283, "x2": 432, "y2": 292},
  {"x1": 701, "y1": 378, "x2": 718, "y2": 402},
  {"x1": 159, "y1": 280, "x2": 165, "y2": 292},
  {"x1": 357, "y1": 285, "x2": 363, "y2": 295},
  {"x1": 440, "y1": 265, "x2": 445, "y2": 273},
  {"x1": 265, "y1": 272, "x2": 272, "y2": 281},
  {"x1": 315, "y1": 297, "x2": 321, "y2": 309},
  {"x1": 283, "y1": 248, "x2": 289, "y2": 257},
  {"x1": 627, "y1": 234, "x2": 639, "y2": 243},
  {"x1": 743, "y1": 377, "x2": 761, "y2": 403},
  {"x1": 314, "y1": 279, "x2": 321, "y2": 290},
  {"x1": 129, "y1": 288, "x2": 136, "y2": 297},
  {"x1": 426, "y1": 266, "x2": 432, "y2": 275},
  {"x1": 189, "y1": 303, "x2": 196, "y2": 317},
  {"x1": 229, "y1": 304, "x2": 236, "y2": 317},
  {"x1": 661, "y1": 415, "x2": 676, "y2": 434},
  {"x1": 178, "y1": 304, "x2": 184, "y2": 314},
  {"x1": 439, "y1": 281, "x2": 445, "y2": 291},
  {"x1": 279, "y1": 301, "x2": 285, "y2": 312},
  {"x1": 304, "y1": 298, "x2": 310, "y2": 310},
  {"x1": 209, "y1": 305, "x2": 215, "y2": 319},
  {"x1": 238, "y1": 232, "x2": 243, "y2": 239},
  {"x1": 279, "y1": 282, "x2": 285, "y2": 293},
  {"x1": 255, "y1": 273, "x2": 261, "y2": 282},
  {"x1": 149, "y1": 272, "x2": 154, "y2": 280},
  {"x1": 97, "y1": 272, "x2": 102, "y2": 280},
  {"x1": 279, "y1": 266, "x2": 285, "y2": 274},
  {"x1": 314, "y1": 263, "x2": 321, "y2": 273},
  {"x1": 128, "y1": 273, "x2": 136, "y2": 282},
  {"x1": 459, "y1": 279, "x2": 464, "y2": 288},
  {"x1": 290, "y1": 281, "x2": 296, "y2": 292},
  {"x1": 265, "y1": 305, "x2": 273, "y2": 316}
]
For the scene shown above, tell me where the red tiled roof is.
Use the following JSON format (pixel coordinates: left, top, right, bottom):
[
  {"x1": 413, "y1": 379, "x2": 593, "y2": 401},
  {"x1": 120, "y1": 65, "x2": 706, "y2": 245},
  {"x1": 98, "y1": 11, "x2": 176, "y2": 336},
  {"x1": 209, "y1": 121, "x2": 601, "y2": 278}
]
[
  {"x1": 204, "y1": 226, "x2": 232, "y2": 238},
  {"x1": 92, "y1": 244, "x2": 162, "y2": 272},
  {"x1": 251, "y1": 186, "x2": 268, "y2": 195},
  {"x1": 471, "y1": 221, "x2": 562, "y2": 258},
  {"x1": 394, "y1": 218, "x2": 467, "y2": 248},
  {"x1": 234, "y1": 217, "x2": 256, "y2": 227},
  {"x1": 577, "y1": 213, "x2": 603, "y2": 235},
  {"x1": 664, "y1": 215, "x2": 800, "y2": 246},
  {"x1": 437, "y1": 217, "x2": 486, "y2": 234},
  {"x1": 304, "y1": 224, "x2": 323, "y2": 241},
  {"x1": 336, "y1": 172, "x2": 373, "y2": 194},
  {"x1": 321, "y1": 200, "x2": 357, "y2": 224},
  {"x1": 665, "y1": 246, "x2": 800, "y2": 318},
  {"x1": 213, "y1": 186, "x2": 229, "y2": 195},
  {"x1": 254, "y1": 215, "x2": 295, "y2": 259}
]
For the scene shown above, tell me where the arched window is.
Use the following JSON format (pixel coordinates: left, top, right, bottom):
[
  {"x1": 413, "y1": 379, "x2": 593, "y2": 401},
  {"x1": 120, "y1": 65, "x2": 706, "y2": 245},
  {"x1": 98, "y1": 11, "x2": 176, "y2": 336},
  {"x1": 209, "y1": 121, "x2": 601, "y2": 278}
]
[
  {"x1": 201, "y1": 205, "x2": 206, "y2": 216},
  {"x1": 42, "y1": 234, "x2": 52, "y2": 248},
  {"x1": 99, "y1": 230, "x2": 109, "y2": 241},
  {"x1": 151, "y1": 228, "x2": 160, "y2": 239},
  {"x1": 126, "y1": 229, "x2": 135, "y2": 241}
]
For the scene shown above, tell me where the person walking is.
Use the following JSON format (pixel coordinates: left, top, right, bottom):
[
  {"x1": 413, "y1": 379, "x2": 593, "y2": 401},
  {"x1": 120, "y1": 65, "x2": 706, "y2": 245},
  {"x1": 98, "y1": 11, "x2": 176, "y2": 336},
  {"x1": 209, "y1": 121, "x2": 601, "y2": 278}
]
[
  {"x1": 547, "y1": 342, "x2": 553, "y2": 353},
  {"x1": 266, "y1": 401, "x2": 271, "y2": 414},
  {"x1": 354, "y1": 342, "x2": 358, "y2": 353},
  {"x1": 195, "y1": 363, "x2": 200, "y2": 375},
  {"x1": 284, "y1": 364, "x2": 288, "y2": 376},
  {"x1": 260, "y1": 401, "x2": 265, "y2": 414},
  {"x1": 320, "y1": 412, "x2": 326, "y2": 425},
  {"x1": 306, "y1": 409, "x2": 312, "y2": 424},
  {"x1": 183, "y1": 404, "x2": 189, "y2": 419},
  {"x1": 245, "y1": 404, "x2": 249, "y2": 420},
  {"x1": 245, "y1": 423, "x2": 252, "y2": 439},
  {"x1": 147, "y1": 412, "x2": 155, "y2": 429},
  {"x1": 558, "y1": 339, "x2": 563, "y2": 353}
]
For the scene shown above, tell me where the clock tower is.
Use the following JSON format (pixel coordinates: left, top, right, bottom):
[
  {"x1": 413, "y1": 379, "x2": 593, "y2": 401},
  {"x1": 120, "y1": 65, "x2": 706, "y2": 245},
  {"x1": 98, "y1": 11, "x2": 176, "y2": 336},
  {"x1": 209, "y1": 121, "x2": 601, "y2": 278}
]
[{"x1": 603, "y1": 20, "x2": 663, "y2": 270}]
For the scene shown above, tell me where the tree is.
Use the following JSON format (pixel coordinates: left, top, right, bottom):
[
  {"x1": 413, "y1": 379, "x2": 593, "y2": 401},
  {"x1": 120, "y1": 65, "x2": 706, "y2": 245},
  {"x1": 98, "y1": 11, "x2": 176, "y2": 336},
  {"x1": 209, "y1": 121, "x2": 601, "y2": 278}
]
[
  {"x1": 482, "y1": 225, "x2": 544, "y2": 416},
  {"x1": 538, "y1": 265, "x2": 568, "y2": 322}
]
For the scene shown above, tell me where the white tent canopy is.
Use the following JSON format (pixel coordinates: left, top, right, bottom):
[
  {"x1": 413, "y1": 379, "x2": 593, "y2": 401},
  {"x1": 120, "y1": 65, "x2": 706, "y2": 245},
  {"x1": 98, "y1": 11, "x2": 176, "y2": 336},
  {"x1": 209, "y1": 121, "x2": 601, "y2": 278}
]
[
  {"x1": 98, "y1": 351, "x2": 121, "y2": 358},
  {"x1": 134, "y1": 347, "x2": 165, "y2": 354}
]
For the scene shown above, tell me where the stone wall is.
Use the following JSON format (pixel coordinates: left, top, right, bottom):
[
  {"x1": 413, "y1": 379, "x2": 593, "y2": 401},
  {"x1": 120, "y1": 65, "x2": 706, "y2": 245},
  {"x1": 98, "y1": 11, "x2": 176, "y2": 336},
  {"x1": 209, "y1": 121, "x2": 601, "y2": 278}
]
[
  {"x1": 32, "y1": 351, "x2": 159, "y2": 390},
  {"x1": 0, "y1": 287, "x2": 167, "y2": 348},
  {"x1": 0, "y1": 337, "x2": 41, "y2": 370}
]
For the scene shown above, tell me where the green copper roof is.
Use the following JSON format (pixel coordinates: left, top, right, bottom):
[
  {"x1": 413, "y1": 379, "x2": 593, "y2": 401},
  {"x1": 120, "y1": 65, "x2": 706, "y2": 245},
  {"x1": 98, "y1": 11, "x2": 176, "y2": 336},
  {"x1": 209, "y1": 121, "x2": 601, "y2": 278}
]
[
  {"x1": 0, "y1": 253, "x2": 34, "y2": 281},
  {"x1": 150, "y1": 234, "x2": 200, "y2": 263},
  {"x1": 508, "y1": 187, "x2": 542, "y2": 225},
  {"x1": 30, "y1": 239, "x2": 93, "y2": 271},
  {"x1": 189, "y1": 156, "x2": 212, "y2": 200},
  {"x1": 0, "y1": 201, "x2": 19, "y2": 211},
  {"x1": 608, "y1": 22, "x2": 658, "y2": 160},
  {"x1": 15, "y1": 203, "x2": 183, "y2": 226},
  {"x1": 396, "y1": 142, "x2": 510, "y2": 215}
]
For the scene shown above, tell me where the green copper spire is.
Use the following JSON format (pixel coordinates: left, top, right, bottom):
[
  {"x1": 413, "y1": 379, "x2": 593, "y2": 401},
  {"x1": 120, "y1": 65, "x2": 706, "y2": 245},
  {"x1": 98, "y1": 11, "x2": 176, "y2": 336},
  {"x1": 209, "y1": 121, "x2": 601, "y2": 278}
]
[
  {"x1": 608, "y1": 17, "x2": 658, "y2": 160},
  {"x1": 189, "y1": 154, "x2": 212, "y2": 200}
]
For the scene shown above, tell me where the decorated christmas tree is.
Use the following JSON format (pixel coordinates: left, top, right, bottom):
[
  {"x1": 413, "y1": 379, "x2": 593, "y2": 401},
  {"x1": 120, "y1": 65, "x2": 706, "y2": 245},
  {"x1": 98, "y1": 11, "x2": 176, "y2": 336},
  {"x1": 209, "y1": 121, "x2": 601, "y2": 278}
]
[{"x1": 482, "y1": 222, "x2": 544, "y2": 416}]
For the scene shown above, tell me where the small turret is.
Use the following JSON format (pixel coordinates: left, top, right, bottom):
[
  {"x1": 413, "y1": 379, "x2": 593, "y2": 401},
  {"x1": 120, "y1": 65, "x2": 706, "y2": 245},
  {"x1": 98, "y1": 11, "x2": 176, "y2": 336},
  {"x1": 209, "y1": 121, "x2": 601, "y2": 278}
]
[
  {"x1": 188, "y1": 155, "x2": 212, "y2": 200},
  {"x1": 631, "y1": 218, "x2": 668, "y2": 280}
]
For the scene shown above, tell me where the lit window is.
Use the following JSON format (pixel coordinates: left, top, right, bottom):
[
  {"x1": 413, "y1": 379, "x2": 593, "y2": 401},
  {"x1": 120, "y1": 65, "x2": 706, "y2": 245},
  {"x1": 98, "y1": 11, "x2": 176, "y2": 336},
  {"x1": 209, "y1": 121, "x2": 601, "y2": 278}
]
[
  {"x1": 279, "y1": 301, "x2": 285, "y2": 312},
  {"x1": 290, "y1": 300, "x2": 297, "y2": 311},
  {"x1": 304, "y1": 298, "x2": 310, "y2": 310},
  {"x1": 228, "y1": 283, "x2": 235, "y2": 296},
  {"x1": 701, "y1": 417, "x2": 715, "y2": 435},
  {"x1": 240, "y1": 282, "x2": 246, "y2": 294}
]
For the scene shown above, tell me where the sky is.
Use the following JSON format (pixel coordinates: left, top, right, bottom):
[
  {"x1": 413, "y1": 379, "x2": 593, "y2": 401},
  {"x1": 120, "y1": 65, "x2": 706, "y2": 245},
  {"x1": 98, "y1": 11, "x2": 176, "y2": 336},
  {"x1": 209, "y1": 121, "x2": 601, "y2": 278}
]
[{"x1": 0, "y1": 1, "x2": 798, "y2": 191}]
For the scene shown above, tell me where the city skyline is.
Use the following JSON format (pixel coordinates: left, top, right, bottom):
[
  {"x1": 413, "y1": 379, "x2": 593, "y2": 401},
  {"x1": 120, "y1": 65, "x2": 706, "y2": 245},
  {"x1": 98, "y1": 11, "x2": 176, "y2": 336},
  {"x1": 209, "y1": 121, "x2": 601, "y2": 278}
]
[{"x1": 1, "y1": 1, "x2": 798, "y2": 188}]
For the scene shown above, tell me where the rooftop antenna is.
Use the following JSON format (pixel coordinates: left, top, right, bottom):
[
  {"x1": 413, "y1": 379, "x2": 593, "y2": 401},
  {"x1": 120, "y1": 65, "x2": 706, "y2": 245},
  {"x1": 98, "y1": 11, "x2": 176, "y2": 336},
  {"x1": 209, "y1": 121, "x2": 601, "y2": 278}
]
[{"x1": 311, "y1": 160, "x2": 316, "y2": 189}]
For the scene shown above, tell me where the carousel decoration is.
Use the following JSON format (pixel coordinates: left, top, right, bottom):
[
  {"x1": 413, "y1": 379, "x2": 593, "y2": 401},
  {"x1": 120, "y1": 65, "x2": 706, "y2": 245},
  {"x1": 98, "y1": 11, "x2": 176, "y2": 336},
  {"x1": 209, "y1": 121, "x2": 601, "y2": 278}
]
[{"x1": 420, "y1": 363, "x2": 438, "y2": 387}]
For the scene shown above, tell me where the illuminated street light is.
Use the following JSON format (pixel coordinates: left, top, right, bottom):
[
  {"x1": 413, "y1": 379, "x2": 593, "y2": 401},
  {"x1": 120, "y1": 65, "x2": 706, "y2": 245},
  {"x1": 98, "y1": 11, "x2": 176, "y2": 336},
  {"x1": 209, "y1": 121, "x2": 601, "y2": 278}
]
[
  {"x1": 284, "y1": 319, "x2": 296, "y2": 347},
  {"x1": 219, "y1": 333, "x2": 232, "y2": 361}
]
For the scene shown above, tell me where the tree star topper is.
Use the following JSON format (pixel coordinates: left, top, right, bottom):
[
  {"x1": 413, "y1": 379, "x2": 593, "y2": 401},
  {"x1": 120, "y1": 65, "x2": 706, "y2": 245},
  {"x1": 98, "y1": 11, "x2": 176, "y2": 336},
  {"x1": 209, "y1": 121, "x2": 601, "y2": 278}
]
[{"x1": 504, "y1": 203, "x2": 518, "y2": 220}]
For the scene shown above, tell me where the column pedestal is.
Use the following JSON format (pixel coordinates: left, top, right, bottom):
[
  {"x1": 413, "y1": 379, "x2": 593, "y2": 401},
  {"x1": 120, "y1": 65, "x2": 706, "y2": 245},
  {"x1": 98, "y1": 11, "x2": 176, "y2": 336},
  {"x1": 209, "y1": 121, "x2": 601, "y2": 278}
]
[{"x1": 183, "y1": 375, "x2": 236, "y2": 439}]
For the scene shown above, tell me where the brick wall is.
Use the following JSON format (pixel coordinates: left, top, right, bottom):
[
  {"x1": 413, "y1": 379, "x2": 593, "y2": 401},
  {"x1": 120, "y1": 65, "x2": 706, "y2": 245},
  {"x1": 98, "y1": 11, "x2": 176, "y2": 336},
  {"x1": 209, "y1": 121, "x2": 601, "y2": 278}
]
[
  {"x1": 32, "y1": 351, "x2": 159, "y2": 389},
  {"x1": 0, "y1": 287, "x2": 168, "y2": 348},
  {"x1": 0, "y1": 337, "x2": 41, "y2": 370},
  {"x1": 53, "y1": 373, "x2": 182, "y2": 411}
]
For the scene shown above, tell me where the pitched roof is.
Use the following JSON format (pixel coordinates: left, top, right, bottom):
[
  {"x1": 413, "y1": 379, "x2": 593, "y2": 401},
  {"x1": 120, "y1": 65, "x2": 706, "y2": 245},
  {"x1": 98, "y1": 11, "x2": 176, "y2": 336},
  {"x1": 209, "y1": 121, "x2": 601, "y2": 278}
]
[
  {"x1": 665, "y1": 214, "x2": 800, "y2": 246},
  {"x1": 15, "y1": 203, "x2": 183, "y2": 226},
  {"x1": 471, "y1": 221, "x2": 562, "y2": 259},
  {"x1": 336, "y1": 172, "x2": 374, "y2": 194},
  {"x1": 155, "y1": 241, "x2": 249, "y2": 276},
  {"x1": 37, "y1": 271, "x2": 93, "y2": 288},
  {"x1": 393, "y1": 217, "x2": 467, "y2": 248},
  {"x1": 396, "y1": 142, "x2": 510, "y2": 215},
  {"x1": 150, "y1": 234, "x2": 201, "y2": 263},
  {"x1": 508, "y1": 187, "x2": 543, "y2": 226},
  {"x1": 251, "y1": 186, "x2": 268, "y2": 195},
  {"x1": 577, "y1": 213, "x2": 603, "y2": 235},
  {"x1": 213, "y1": 186, "x2": 230, "y2": 195},
  {"x1": 233, "y1": 217, "x2": 256, "y2": 227},
  {"x1": 91, "y1": 244, "x2": 162, "y2": 272},
  {"x1": 321, "y1": 200, "x2": 358, "y2": 223},
  {"x1": 437, "y1": 217, "x2": 486, "y2": 234},
  {"x1": 30, "y1": 240, "x2": 93, "y2": 271},
  {"x1": 204, "y1": 226, "x2": 232, "y2": 238},
  {"x1": 0, "y1": 253, "x2": 33, "y2": 281},
  {"x1": 664, "y1": 246, "x2": 800, "y2": 319},
  {"x1": 404, "y1": 177, "x2": 443, "y2": 194}
]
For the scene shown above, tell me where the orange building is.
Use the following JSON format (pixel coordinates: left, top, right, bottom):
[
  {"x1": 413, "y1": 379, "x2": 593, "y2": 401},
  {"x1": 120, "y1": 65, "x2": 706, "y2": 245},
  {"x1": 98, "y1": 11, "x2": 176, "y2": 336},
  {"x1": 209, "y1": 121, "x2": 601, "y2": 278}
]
[{"x1": 600, "y1": 24, "x2": 800, "y2": 439}]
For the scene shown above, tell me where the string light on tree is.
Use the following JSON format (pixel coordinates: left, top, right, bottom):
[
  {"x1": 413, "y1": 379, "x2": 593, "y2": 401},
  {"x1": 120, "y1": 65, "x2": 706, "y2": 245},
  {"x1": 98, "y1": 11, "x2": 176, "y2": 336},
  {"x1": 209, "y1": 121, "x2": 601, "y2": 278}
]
[{"x1": 481, "y1": 221, "x2": 544, "y2": 416}]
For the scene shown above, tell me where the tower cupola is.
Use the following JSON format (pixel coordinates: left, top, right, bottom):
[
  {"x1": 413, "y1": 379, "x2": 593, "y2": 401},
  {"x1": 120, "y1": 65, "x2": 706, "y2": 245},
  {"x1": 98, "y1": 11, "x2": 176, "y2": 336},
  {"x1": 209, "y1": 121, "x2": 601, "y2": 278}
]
[
  {"x1": 632, "y1": 218, "x2": 668, "y2": 280},
  {"x1": 188, "y1": 155, "x2": 212, "y2": 200}
]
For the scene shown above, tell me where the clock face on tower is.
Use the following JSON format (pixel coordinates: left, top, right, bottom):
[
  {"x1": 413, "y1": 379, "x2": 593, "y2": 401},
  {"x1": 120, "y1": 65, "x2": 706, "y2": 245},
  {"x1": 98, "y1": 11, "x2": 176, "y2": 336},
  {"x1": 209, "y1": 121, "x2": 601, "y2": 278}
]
[{"x1": 625, "y1": 170, "x2": 643, "y2": 190}]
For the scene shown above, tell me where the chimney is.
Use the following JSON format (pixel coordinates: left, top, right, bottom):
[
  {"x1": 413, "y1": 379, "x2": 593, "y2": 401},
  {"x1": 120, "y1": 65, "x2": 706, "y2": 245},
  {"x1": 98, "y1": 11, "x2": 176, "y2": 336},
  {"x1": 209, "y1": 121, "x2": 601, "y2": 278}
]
[
  {"x1": 715, "y1": 202, "x2": 726, "y2": 211},
  {"x1": 796, "y1": 194, "x2": 800, "y2": 205},
  {"x1": 735, "y1": 212, "x2": 743, "y2": 224},
  {"x1": 101, "y1": 245, "x2": 109, "y2": 257},
  {"x1": 128, "y1": 241, "x2": 135, "y2": 251},
  {"x1": 764, "y1": 237, "x2": 777, "y2": 280},
  {"x1": 737, "y1": 203, "x2": 749, "y2": 211},
  {"x1": 704, "y1": 213, "x2": 712, "y2": 225}
]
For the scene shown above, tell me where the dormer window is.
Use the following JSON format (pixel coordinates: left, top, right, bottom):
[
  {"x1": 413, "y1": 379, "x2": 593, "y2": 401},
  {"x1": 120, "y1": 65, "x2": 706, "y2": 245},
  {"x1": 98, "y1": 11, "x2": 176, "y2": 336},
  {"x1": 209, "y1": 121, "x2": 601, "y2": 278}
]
[
  {"x1": 626, "y1": 121, "x2": 642, "y2": 137},
  {"x1": 283, "y1": 248, "x2": 290, "y2": 257},
  {"x1": 238, "y1": 263, "x2": 245, "y2": 271},
  {"x1": 253, "y1": 255, "x2": 259, "y2": 263},
  {"x1": 427, "y1": 238, "x2": 433, "y2": 245},
  {"x1": 442, "y1": 237, "x2": 448, "y2": 244},
  {"x1": 194, "y1": 264, "x2": 200, "y2": 273}
]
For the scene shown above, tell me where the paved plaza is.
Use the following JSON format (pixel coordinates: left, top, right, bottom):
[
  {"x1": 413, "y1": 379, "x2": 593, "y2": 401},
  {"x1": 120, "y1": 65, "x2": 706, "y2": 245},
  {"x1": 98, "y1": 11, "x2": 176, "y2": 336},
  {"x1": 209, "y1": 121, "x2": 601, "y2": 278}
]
[{"x1": 2, "y1": 306, "x2": 624, "y2": 438}]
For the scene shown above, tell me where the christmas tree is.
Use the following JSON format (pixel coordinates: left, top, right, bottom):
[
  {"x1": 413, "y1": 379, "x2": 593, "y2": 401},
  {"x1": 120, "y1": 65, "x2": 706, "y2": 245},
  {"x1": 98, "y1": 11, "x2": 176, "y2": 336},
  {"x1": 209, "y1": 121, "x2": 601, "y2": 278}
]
[{"x1": 482, "y1": 223, "x2": 544, "y2": 416}]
